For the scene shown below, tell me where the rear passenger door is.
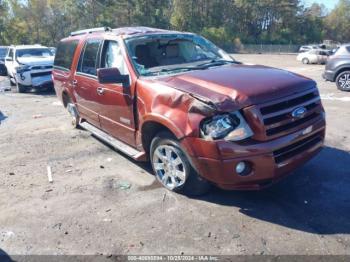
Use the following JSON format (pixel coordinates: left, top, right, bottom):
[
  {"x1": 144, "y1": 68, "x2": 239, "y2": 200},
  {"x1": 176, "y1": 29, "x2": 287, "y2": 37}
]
[
  {"x1": 73, "y1": 38, "x2": 103, "y2": 128},
  {"x1": 53, "y1": 39, "x2": 79, "y2": 102}
]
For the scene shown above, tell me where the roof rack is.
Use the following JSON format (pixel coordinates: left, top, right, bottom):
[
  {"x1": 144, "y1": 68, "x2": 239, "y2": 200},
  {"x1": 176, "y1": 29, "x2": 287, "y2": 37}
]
[{"x1": 70, "y1": 27, "x2": 112, "y2": 37}]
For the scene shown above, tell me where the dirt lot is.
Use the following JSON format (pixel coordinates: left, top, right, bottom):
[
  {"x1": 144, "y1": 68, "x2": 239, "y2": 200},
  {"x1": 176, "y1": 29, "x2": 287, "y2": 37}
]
[{"x1": 0, "y1": 54, "x2": 349, "y2": 256}]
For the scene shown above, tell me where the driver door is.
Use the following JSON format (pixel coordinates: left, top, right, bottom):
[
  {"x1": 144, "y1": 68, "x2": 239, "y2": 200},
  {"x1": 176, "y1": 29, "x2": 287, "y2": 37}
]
[{"x1": 96, "y1": 40, "x2": 136, "y2": 146}]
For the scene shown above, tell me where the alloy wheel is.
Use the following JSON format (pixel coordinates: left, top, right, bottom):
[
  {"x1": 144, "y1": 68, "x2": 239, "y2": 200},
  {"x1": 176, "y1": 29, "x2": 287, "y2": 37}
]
[
  {"x1": 152, "y1": 145, "x2": 187, "y2": 190},
  {"x1": 338, "y1": 73, "x2": 350, "y2": 90}
]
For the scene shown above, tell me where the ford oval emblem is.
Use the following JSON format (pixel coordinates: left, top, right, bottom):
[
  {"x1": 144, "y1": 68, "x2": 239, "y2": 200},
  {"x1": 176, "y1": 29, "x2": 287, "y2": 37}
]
[{"x1": 292, "y1": 107, "x2": 307, "y2": 119}]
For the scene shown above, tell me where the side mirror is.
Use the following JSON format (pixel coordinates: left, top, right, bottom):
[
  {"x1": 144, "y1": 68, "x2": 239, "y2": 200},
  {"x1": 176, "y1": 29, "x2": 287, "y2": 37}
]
[
  {"x1": 5, "y1": 57, "x2": 13, "y2": 62},
  {"x1": 97, "y1": 67, "x2": 130, "y2": 87}
]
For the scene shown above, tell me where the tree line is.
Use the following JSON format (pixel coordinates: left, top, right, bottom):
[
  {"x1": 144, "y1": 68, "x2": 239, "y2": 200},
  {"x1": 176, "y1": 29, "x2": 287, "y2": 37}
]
[{"x1": 0, "y1": 0, "x2": 349, "y2": 50}]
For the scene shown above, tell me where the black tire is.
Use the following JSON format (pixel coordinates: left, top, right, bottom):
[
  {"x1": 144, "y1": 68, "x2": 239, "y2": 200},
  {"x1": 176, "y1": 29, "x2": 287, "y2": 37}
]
[
  {"x1": 336, "y1": 71, "x2": 350, "y2": 92},
  {"x1": 16, "y1": 83, "x2": 27, "y2": 93},
  {"x1": 150, "y1": 131, "x2": 211, "y2": 196},
  {"x1": 0, "y1": 67, "x2": 7, "y2": 76},
  {"x1": 8, "y1": 76, "x2": 16, "y2": 86},
  {"x1": 302, "y1": 58, "x2": 309, "y2": 64}
]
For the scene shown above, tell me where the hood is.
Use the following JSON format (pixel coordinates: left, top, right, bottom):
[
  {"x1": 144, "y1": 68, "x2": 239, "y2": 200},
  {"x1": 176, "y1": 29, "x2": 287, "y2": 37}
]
[
  {"x1": 150, "y1": 64, "x2": 316, "y2": 111},
  {"x1": 17, "y1": 56, "x2": 54, "y2": 67}
]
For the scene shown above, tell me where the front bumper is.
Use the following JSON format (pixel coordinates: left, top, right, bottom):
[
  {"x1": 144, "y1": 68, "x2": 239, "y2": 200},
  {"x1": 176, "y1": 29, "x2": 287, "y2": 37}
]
[
  {"x1": 15, "y1": 71, "x2": 53, "y2": 88},
  {"x1": 181, "y1": 118, "x2": 325, "y2": 190}
]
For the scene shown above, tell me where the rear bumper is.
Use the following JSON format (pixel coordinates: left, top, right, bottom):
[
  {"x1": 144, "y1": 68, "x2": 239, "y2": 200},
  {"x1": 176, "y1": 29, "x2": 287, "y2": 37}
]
[
  {"x1": 322, "y1": 70, "x2": 336, "y2": 82},
  {"x1": 181, "y1": 118, "x2": 325, "y2": 190}
]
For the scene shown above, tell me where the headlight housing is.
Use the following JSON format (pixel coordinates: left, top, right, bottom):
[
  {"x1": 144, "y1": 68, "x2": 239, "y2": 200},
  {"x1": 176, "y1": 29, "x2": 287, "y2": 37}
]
[
  {"x1": 200, "y1": 111, "x2": 253, "y2": 141},
  {"x1": 15, "y1": 65, "x2": 31, "y2": 73}
]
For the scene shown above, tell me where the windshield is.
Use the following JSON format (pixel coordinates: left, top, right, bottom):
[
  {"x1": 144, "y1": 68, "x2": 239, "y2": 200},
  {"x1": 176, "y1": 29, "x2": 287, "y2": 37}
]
[
  {"x1": 0, "y1": 48, "x2": 8, "y2": 58},
  {"x1": 125, "y1": 34, "x2": 234, "y2": 76},
  {"x1": 16, "y1": 48, "x2": 53, "y2": 58}
]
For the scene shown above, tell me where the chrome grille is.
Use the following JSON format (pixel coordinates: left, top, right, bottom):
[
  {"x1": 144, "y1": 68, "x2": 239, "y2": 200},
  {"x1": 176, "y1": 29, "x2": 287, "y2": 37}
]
[
  {"x1": 31, "y1": 65, "x2": 53, "y2": 70},
  {"x1": 259, "y1": 90, "x2": 322, "y2": 139},
  {"x1": 31, "y1": 71, "x2": 52, "y2": 77}
]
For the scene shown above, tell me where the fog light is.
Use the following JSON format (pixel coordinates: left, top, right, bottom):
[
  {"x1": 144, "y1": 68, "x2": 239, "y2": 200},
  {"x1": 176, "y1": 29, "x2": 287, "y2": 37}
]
[
  {"x1": 236, "y1": 162, "x2": 246, "y2": 174},
  {"x1": 236, "y1": 161, "x2": 252, "y2": 176}
]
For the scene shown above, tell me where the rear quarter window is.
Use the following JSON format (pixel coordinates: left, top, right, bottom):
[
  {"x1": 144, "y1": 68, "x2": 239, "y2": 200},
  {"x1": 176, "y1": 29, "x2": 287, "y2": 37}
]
[{"x1": 54, "y1": 40, "x2": 79, "y2": 71}]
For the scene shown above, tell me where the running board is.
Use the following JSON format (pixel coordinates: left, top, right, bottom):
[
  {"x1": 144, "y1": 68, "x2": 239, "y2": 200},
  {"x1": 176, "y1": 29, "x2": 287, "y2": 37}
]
[{"x1": 80, "y1": 122, "x2": 145, "y2": 160}]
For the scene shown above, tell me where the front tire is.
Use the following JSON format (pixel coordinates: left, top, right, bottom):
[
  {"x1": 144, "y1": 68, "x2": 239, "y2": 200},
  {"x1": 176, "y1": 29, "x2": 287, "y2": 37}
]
[
  {"x1": 16, "y1": 83, "x2": 27, "y2": 93},
  {"x1": 8, "y1": 75, "x2": 16, "y2": 86},
  {"x1": 336, "y1": 71, "x2": 350, "y2": 92},
  {"x1": 150, "y1": 131, "x2": 211, "y2": 196}
]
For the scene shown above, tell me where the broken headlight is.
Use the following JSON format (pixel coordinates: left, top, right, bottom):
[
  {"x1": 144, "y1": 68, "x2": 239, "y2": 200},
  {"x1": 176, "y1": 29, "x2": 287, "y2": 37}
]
[{"x1": 200, "y1": 112, "x2": 253, "y2": 141}]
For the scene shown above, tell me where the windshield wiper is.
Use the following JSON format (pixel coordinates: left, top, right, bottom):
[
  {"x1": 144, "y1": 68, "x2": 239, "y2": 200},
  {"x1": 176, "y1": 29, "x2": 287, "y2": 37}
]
[
  {"x1": 196, "y1": 59, "x2": 239, "y2": 68},
  {"x1": 141, "y1": 66, "x2": 204, "y2": 76},
  {"x1": 143, "y1": 60, "x2": 239, "y2": 76},
  {"x1": 158, "y1": 66, "x2": 206, "y2": 73}
]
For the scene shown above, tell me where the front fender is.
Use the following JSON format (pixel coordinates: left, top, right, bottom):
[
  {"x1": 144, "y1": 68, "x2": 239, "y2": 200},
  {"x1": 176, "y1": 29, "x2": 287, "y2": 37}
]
[{"x1": 141, "y1": 113, "x2": 186, "y2": 139}]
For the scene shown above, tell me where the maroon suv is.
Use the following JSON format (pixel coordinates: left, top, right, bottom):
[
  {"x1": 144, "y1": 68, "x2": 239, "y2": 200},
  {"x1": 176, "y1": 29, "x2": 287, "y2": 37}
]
[{"x1": 53, "y1": 27, "x2": 326, "y2": 195}]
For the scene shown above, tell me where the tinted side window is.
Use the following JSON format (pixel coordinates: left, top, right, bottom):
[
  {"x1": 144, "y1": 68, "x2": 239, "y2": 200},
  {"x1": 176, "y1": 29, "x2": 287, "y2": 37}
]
[
  {"x1": 54, "y1": 40, "x2": 79, "y2": 70},
  {"x1": 77, "y1": 39, "x2": 102, "y2": 76},
  {"x1": 346, "y1": 46, "x2": 350, "y2": 53},
  {"x1": 8, "y1": 48, "x2": 14, "y2": 59}
]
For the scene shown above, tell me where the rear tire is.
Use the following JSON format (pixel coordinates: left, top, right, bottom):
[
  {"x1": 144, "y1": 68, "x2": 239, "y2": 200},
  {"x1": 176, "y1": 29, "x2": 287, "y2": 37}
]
[
  {"x1": 336, "y1": 71, "x2": 350, "y2": 92},
  {"x1": 66, "y1": 100, "x2": 80, "y2": 128},
  {"x1": 150, "y1": 131, "x2": 211, "y2": 196},
  {"x1": 302, "y1": 58, "x2": 309, "y2": 64}
]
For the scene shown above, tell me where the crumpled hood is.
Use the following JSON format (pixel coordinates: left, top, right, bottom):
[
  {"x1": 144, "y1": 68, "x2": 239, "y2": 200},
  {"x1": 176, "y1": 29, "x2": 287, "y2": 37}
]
[
  {"x1": 17, "y1": 56, "x2": 54, "y2": 67},
  {"x1": 150, "y1": 64, "x2": 316, "y2": 111}
]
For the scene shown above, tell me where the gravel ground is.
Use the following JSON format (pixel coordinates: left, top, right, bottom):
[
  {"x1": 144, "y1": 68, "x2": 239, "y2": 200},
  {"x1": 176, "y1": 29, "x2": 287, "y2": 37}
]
[{"x1": 0, "y1": 54, "x2": 349, "y2": 257}]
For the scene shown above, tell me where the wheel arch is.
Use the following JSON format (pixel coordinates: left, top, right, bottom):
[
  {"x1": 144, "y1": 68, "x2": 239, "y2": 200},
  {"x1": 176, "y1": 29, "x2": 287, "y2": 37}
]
[
  {"x1": 61, "y1": 89, "x2": 76, "y2": 108},
  {"x1": 335, "y1": 66, "x2": 350, "y2": 81},
  {"x1": 140, "y1": 118, "x2": 184, "y2": 154},
  {"x1": 62, "y1": 90, "x2": 70, "y2": 108}
]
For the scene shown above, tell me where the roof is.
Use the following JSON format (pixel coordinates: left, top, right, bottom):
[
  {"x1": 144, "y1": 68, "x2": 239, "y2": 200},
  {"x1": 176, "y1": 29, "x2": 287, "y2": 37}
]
[
  {"x1": 67, "y1": 26, "x2": 187, "y2": 40},
  {"x1": 10, "y1": 45, "x2": 49, "y2": 49},
  {"x1": 112, "y1": 26, "x2": 177, "y2": 36}
]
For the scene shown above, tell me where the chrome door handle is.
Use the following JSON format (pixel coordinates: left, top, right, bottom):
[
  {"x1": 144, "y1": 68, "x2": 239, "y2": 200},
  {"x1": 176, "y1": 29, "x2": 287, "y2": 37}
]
[{"x1": 97, "y1": 87, "x2": 105, "y2": 95}]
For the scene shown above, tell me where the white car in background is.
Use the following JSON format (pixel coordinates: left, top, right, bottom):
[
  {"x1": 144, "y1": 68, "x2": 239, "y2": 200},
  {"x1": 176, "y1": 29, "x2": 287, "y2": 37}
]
[
  {"x1": 297, "y1": 49, "x2": 329, "y2": 65},
  {"x1": 299, "y1": 45, "x2": 319, "y2": 53},
  {"x1": 5, "y1": 45, "x2": 54, "y2": 93}
]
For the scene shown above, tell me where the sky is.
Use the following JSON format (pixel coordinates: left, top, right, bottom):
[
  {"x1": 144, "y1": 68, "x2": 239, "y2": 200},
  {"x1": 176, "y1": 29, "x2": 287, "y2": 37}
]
[{"x1": 304, "y1": 0, "x2": 339, "y2": 10}]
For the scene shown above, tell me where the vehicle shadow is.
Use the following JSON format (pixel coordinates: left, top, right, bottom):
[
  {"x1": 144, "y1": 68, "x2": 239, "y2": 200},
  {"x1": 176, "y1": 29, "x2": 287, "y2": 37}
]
[
  {"x1": 193, "y1": 146, "x2": 350, "y2": 235},
  {"x1": 0, "y1": 249, "x2": 13, "y2": 262},
  {"x1": 92, "y1": 133, "x2": 350, "y2": 234},
  {"x1": 33, "y1": 87, "x2": 56, "y2": 96}
]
